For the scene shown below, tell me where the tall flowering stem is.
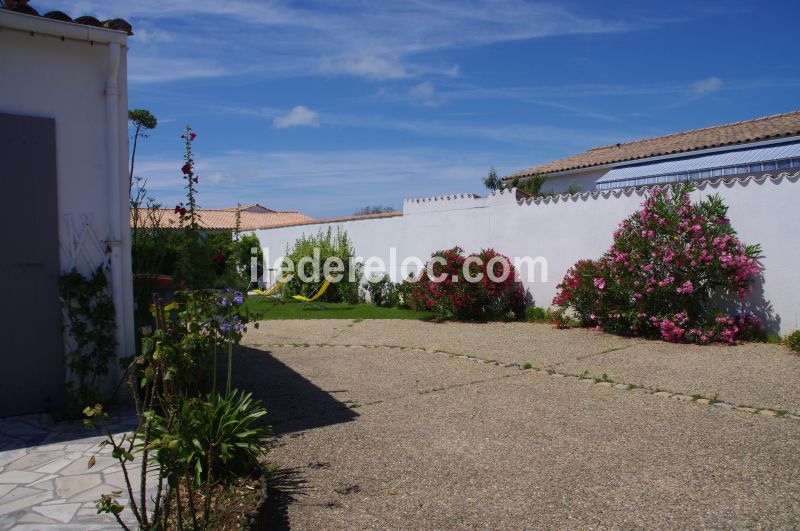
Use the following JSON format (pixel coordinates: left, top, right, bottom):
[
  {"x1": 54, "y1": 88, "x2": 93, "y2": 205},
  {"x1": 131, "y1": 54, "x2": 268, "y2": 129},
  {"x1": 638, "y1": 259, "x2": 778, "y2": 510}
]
[
  {"x1": 180, "y1": 126, "x2": 199, "y2": 231},
  {"x1": 213, "y1": 289, "x2": 246, "y2": 394}
]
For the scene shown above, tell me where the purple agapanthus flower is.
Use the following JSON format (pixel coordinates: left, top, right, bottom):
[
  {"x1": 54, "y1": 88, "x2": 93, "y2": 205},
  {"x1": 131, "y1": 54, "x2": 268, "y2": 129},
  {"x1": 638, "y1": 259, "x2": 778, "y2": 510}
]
[{"x1": 215, "y1": 288, "x2": 245, "y2": 309}]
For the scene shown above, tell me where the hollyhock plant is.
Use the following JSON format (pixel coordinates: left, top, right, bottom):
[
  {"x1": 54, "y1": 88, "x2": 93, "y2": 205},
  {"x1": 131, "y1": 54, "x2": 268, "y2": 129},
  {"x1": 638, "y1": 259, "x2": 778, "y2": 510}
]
[
  {"x1": 180, "y1": 125, "x2": 200, "y2": 230},
  {"x1": 553, "y1": 183, "x2": 763, "y2": 344}
]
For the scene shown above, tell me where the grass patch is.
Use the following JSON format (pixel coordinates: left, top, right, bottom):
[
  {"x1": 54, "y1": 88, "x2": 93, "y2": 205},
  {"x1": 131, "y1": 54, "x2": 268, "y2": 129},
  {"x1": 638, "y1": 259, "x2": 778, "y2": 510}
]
[{"x1": 242, "y1": 298, "x2": 436, "y2": 320}]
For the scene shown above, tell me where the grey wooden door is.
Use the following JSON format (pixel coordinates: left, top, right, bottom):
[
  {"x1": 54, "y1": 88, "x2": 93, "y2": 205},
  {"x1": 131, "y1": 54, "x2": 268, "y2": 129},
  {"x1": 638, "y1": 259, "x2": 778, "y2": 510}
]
[{"x1": 0, "y1": 113, "x2": 64, "y2": 417}]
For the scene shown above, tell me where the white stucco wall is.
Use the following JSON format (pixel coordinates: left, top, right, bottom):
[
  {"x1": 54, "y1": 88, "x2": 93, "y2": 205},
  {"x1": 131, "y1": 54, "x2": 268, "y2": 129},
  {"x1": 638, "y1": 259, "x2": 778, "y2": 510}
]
[
  {"x1": 0, "y1": 11, "x2": 134, "y2": 363},
  {"x1": 516, "y1": 167, "x2": 609, "y2": 195},
  {"x1": 256, "y1": 174, "x2": 800, "y2": 335}
]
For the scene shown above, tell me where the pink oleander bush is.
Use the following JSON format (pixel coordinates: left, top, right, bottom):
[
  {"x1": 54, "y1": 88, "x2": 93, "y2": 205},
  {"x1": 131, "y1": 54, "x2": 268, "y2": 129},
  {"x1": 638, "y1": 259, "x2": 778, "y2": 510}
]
[
  {"x1": 553, "y1": 184, "x2": 763, "y2": 344},
  {"x1": 408, "y1": 247, "x2": 526, "y2": 321}
]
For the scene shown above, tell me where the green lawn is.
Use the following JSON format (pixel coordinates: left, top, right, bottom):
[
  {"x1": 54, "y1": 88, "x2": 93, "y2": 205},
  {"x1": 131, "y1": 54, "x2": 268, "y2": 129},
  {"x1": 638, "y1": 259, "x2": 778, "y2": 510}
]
[{"x1": 241, "y1": 297, "x2": 436, "y2": 320}]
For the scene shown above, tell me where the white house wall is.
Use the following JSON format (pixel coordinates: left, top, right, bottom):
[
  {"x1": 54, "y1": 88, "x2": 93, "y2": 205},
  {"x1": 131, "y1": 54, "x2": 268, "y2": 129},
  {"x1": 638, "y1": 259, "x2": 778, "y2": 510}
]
[
  {"x1": 256, "y1": 174, "x2": 800, "y2": 335},
  {"x1": 539, "y1": 168, "x2": 609, "y2": 194},
  {"x1": 0, "y1": 13, "x2": 134, "y2": 365}
]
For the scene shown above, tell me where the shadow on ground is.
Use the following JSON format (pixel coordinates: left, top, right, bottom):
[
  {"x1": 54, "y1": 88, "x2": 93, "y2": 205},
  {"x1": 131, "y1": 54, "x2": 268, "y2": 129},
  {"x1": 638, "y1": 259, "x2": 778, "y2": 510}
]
[
  {"x1": 258, "y1": 466, "x2": 309, "y2": 531},
  {"x1": 231, "y1": 346, "x2": 359, "y2": 436},
  {"x1": 0, "y1": 411, "x2": 138, "y2": 452}
]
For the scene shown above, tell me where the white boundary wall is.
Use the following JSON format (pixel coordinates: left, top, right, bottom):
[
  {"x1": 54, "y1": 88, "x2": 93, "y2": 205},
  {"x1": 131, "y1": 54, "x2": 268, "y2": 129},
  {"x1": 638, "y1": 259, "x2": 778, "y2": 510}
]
[{"x1": 255, "y1": 173, "x2": 800, "y2": 335}]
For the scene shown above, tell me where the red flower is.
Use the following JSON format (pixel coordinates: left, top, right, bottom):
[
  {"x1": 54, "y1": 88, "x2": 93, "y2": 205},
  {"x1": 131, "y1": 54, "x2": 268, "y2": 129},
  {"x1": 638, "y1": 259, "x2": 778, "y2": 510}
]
[
  {"x1": 181, "y1": 163, "x2": 192, "y2": 175},
  {"x1": 174, "y1": 205, "x2": 181, "y2": 214},
  {"x1": 189, "y1": 132, "x2": 197, "y2": 141},
  {"x1": 180, "y1": 134, "x2": 186, "y2": 139}
]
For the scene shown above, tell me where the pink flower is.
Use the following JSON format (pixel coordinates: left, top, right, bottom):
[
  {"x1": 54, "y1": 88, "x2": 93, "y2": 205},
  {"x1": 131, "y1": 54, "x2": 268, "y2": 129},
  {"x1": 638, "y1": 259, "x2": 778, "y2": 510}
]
[
  {"x1": 676, "y1": 280, "x2": 694, "y2": 294},
  {"x1": 593, "y1": 277, "x2": 606, "y2": 290}
]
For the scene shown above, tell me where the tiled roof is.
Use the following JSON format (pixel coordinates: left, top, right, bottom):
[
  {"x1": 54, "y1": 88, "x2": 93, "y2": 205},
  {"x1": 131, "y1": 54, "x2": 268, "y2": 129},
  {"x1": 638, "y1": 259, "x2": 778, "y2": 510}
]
[
  {"x1": 131, "y1": 208, "x2": 314, "y2": 231},
  {"x1": 1, "y1": 1, "x2": 133, "y2": 35},
  {"x1": 509, "y1": 110, "x2": 800, "y2": 178},
  {"x1": 259, "y1": 211, "x2": 403, "y2": 230}
]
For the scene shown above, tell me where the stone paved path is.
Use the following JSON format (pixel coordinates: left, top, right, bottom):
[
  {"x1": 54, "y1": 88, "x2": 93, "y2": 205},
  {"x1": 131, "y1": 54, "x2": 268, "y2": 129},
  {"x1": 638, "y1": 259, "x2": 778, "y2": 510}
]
[{"x1": 0, "y1": 412, "x2": 147, "y2": 530}]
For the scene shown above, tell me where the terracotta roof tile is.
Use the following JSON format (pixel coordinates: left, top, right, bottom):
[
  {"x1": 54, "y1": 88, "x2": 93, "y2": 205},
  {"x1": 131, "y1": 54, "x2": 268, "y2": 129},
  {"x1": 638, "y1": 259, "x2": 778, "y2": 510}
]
[
  {"x1": 260, "y1": 211, "x2": 403, "y2": 230},
  {"x1": 131, "y1": 208, "x2": 314, "y2": 231},
  {"x1": 509, "y1": 110, "x2": 800, "y2": 178},
  {"x1": 2, "y1": 1, "x2": 134, "y2": 35}
]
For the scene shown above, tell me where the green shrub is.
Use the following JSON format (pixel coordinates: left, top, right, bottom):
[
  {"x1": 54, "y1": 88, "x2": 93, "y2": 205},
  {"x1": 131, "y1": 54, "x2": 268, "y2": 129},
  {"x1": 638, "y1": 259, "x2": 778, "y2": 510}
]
[
  {"x1": 283, "y1": 227, "x2": 361, "y2": 303},
  {"x1": 525, "y1": 306, "x2": 553, "y2": 323},
  {"x1": 367, "y1": 274, "x2": 399, "y2": 307},
  {"x1": 153, "y1": 390, "x2": 270, "y2": 485},
  {"x1": 395, "y1": 276, "x2": 414, "y2": 309},
  {"x1": 90, "y1": 282, "x2": 267, "y2": 529},
  {"x1": 232, "y1": 233, "x2": 263, "y2": 284},
  {"x1": 787, "y1": 330, "x2": 800, "y2": 353},
  {"x1": 553, "y1": 184, "x2": 763, "y2": 344},
  {"x1": 409, "y1": 247, "x2": 526, "y2": 321}
]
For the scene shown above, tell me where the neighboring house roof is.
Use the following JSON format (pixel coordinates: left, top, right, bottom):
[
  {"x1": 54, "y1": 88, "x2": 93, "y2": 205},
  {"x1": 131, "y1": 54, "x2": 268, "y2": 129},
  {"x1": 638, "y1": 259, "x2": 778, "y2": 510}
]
[
  {"x1": 509, "y1": 110, "x2": 800, "y2": 179},
  {"x1": 222, "y1": 204, "x2": 276, "y2": 213},
  {"x1": 1, "y1": 1, "x2": 133, "y2": 34},
  {"x1": 132, "y1": 208, "x2": 314, "y2": 231},
  {"x1": 259, "y1": 211, "x2": 403, "y2": 230}
]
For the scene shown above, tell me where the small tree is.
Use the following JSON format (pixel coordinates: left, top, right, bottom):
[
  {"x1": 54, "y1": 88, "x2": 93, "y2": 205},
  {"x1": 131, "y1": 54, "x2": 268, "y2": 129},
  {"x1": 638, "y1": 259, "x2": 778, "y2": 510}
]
[
  {"x1": 482, "y1": 167, "x2": 503, "y2": 191},
  {"x1": 509, "y1": 174, "x2": 549, "y2": 197},
  {"x1": 482, "y1": 167, "x2": 554, "y2": 198},
  {"x1": 128, "y1": 109, "x2": 157, "y2": 194}
]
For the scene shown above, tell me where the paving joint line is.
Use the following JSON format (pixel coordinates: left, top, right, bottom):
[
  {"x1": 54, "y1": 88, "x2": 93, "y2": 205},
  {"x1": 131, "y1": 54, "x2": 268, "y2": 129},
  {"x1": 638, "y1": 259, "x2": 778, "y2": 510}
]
[{"x1": 248, "y1": 341, "x2": 800, "y2": 421}]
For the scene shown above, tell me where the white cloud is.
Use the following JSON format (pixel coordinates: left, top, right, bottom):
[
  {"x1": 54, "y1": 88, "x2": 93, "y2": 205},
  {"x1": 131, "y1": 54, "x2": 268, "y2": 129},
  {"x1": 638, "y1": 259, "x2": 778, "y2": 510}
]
[
  {"x1": 127, "y1": 57, "x2": 233, "y2": 83},
  {"x1": 409, "y1": 82, "x2": 439, "y2": 107},
  {"x1": 37, "y1": 0, "x2": 641, "y2": 83},
  {"x1": 688, "y1": 77, "x2": 722, "y2": 96},
  {"x1": 320, "y1": 55, "x2": 408, "y2": 80},
  {"x1": 273, "y1": 106, "x2": 320, "y2": 129}
]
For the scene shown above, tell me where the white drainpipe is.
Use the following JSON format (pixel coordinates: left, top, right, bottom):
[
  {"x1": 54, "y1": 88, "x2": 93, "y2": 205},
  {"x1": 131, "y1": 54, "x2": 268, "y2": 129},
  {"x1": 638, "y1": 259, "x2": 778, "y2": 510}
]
[{"x1": 106, "y1": 42, "x2": 126, "y2": 372}]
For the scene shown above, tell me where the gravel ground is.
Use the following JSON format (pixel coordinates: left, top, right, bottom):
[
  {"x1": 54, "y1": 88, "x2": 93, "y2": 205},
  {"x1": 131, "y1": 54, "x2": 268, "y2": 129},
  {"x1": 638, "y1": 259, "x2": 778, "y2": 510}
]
[
  {"x1": 243, "y1": 319, "x2": 800, "y2": 413},
  {"x1": 237, "y1": 320, "x2": 800, "y2": 528}
]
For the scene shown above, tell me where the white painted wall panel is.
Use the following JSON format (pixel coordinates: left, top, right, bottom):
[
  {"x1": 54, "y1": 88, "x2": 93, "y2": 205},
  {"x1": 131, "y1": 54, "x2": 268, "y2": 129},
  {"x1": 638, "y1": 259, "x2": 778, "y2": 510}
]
[
  {"x1": 0, "y1": 12, "x2": 134, "y2": 363},
  {"x1": 257, "y1": 175, "x2": 800, "y2": 334}
]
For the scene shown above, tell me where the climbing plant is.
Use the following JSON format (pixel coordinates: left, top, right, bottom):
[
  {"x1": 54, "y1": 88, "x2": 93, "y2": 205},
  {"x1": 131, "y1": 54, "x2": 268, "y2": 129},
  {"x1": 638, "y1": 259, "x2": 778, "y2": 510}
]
[{"x1": 60, "y1": 266, "x2": 117, "y2": 415}]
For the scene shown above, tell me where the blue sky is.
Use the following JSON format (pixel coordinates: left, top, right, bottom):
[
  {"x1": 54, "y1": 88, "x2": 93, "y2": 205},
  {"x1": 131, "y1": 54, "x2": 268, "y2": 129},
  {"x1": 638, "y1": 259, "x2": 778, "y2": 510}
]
[{"x1": 39, "y1": 0, "x2": 800, "y2": 217}]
